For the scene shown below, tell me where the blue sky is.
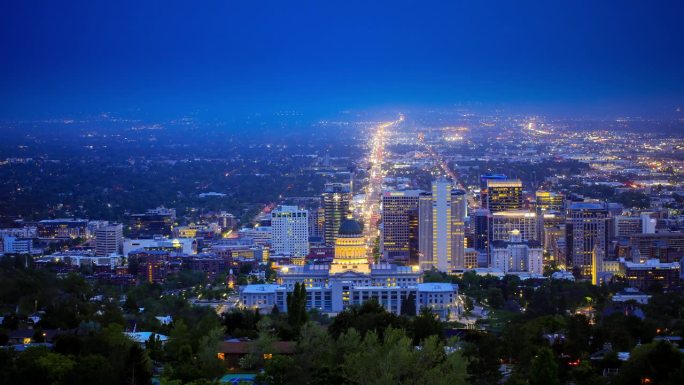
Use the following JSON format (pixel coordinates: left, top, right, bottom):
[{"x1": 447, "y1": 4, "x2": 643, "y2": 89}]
[{"x1": 1, "y1": 0, "x2": 683, "y2": 119}]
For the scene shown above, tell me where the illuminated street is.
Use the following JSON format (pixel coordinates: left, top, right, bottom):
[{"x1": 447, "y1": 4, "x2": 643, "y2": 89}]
[{"x1": 361, "y1": 114, "x2": 404, "y2": 258}]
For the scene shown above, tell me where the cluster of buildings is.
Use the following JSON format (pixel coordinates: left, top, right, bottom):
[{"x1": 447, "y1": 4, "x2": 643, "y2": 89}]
[
  {"x1": 240, "y1": 218, "x2": 458, "y2": 319},
  {"x1": 2, "y1": 168, "x2": 681, "y2": 318},
  {"x1": 0, "y1": 208, "x2": 249, "y2": 287},
  {"x1": 374, "y1": 175, "x2": 683, "y2": 290}
]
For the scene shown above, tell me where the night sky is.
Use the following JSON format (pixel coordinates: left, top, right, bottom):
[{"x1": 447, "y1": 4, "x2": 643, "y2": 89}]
[{"x1": 1, "y1": 0, "x2": 683, "y2": 119}]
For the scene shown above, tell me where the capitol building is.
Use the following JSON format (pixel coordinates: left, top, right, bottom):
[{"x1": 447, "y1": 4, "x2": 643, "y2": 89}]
[{"x1": 239, "y1": 219, "x2": 459, "y2": 319}]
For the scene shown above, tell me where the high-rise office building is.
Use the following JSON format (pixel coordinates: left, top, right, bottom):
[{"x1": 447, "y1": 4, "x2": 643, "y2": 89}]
[
  {"x1": 611, "y1": 215, "x2": 643, "y2": 238},
  {"x1": 566, "y1": 202, "x2": 608, "y2": 279},
  {"x1": 95, "y1": 223, "x2": 123, "y2": 257},
  {"x1": 217, "y1": 212, "x2": 237, "y2": 231},
  {"x1": 381, "y1": 190, "x2": 421, "y2": 262},
  {"x1": 451, "y1": 189, "x2": 467, "y2": 270},
  {"x1": 307, "y1": 205, "x2": 325, "y2": 240},
  {"x1": 407, "y1": 208, "x2": 420, "y2": 266},
  {"x1": 535, "y1": 191, "x2": 565, "y2": 213},
  {"x1": 491, "y1": 210, "x2": 538, "y2": 243},
  {"x1": 484, "y1": 179, "x2": 523, "y2": 213},
  {"x1": 471, "y1": 209, "x2": 491, "y2": 252},
  {"x1": 418, "y1": 179, "x2": 466, "y2": 272},
  {"x1": 418, "y1": 192, "x2": 434, "y2": 270},
  {"x1": 541, "y1": 211, "x2": 566, "y2": 265},
  {"x1": 271, "y1": 205, "x2": 310, "y2": 257},
  {"x1": 323, "y1": 183, "x2": 351, "y2": 246},
  {"x1": 128, "y1": 207, "x2": 176, "y2": 238}
]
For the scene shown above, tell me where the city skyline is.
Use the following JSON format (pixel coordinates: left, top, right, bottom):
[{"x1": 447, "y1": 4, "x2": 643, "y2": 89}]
[{"x1": 1, "y1": 2, "x2": 684, "y2": 384}]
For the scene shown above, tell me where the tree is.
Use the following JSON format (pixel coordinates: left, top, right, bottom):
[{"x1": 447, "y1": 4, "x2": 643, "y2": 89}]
[
  {"x1": 486, "y1": 287, "x2": 505, "y2": 309},
  {"x1": 328, "y1": 299, "x2": 406, "y2": 339},
  {"x1": 400, "y1": 292, "x2": 416, "y2": 316},
  {"x1": 125, "y1": 343, "x2": 153, "y2": 385},
  {"x1": 145, "y1": 334, "x2": 165, "y2": 362},
  {"x1": 196, "y1": 327, "x2": 225, "y2": 379},
  {"x1": 410, "y1": 307, "x2": 444, "y2": 345},
  {"x1": 12, "y1": 347, "x2": 76, "y2": 385},
  {"x1": 286, "y1": 283, "x2": 307, "y2": 335},
  {"x1": 464, "y1": 296, "x2": 474, "y2": 313},
  {"x1": 612, "y1": 341, "x2": 684, "y2": 385},
  {"x1": 529, "y1": 347, "x2": 559, "y2": 385},
  {"x1": 462, "y1": 332, "x2": 502, "y2": 385},
  {"x1": 341, "y1": 328, "x2": 467, "y2": 385},
  {"x1": 70, "y1": 355, "x2": 115, "y2": 385},
  {"x1": 165, "y1": 321, "x2": 193, "y2": 361},
  {"x1": 257, "y1": 355, "x2": 296, "y2": 385}
]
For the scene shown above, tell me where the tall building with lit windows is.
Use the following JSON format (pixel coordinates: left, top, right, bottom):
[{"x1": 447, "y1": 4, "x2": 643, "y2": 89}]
[
  {"x1": 451, "y1": 189, "x2": 467, "y2": 270},
  {"x1": 418, "y1": 179, "x2": 466, "y2": 272},
  {"x1": 484, "y1": 179, "x2": 523, "y2": 213},
  {"x1": 491, "y1": 210, "x2": 538, "y2": 243},
  {"x1": 566, "y1": 202, "x2": 608, "y2": 279},
  {"x1": 323, "y1": 183, "x2": 351, "y2": 245},
  {"x1": 535, "y1": 191, "x2": 565, "y2": 213},
  {"x1": 380, "y1": 190, "x2": 421, "y2": 263},
  {"x1": 271, "y1": 205, "x2": 309, "y2": 257}
]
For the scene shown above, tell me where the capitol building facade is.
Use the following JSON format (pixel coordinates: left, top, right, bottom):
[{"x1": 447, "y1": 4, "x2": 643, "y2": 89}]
[{"x1": 239, "y1": 219, "x2": 459, "y2": 319}]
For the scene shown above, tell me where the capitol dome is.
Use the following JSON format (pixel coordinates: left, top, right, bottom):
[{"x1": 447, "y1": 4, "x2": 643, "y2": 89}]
[{"x1": 338, "y1": 218, "x2": 363, "y2": 236}]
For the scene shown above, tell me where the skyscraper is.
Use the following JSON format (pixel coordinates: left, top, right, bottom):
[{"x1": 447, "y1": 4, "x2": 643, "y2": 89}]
[
  {"x1": 380, "y1": 190, "x2": 421, "y2": 262},
  {"x1": 95, "y1": 223, "x2": 123, "y2": 257},
  {"x1": 451, "y1": 189, "x2": 467, "y2": 270},
  {"x1": 323, "y1": 183, "x2": 351, "y2": 246},
  {"x1": 490, "y1": 210, "x2": 538, "y2": 243},
  {"x1": 271, "y1": 205, "x2": 310, "y2": 257},
  {"x1": 471, "y1": 209, "x2": 491, "y2": 252},
  {"x1": 485, "y1": 179, "x2": 523, "y2": 213},
  {"x1": 540, "y1": 211, "x2": 565, "y2": 265},
  {"x1": 535, "y1": 191, "x2": 565, "y2": 213},
  {"x1": 566, "y1": 202, "x2": 608, "y2": 279},
  {"x1": 418, "y1": 179, "x2": 466, "y2": 272}
]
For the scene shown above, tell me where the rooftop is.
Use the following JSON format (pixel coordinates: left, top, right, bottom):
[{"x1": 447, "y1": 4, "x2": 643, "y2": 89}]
[
  {"x1": 416, "y1": 283, "x2": 458, "y2": 292},
  {"x1": 240, "y1": 284, "x2": 281, "y2": 294}
]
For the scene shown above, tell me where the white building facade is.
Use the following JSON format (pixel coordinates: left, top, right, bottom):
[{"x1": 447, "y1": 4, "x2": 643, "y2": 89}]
[{"x1": 271, "y1": 205, "x2": 309, "y2": 257}]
